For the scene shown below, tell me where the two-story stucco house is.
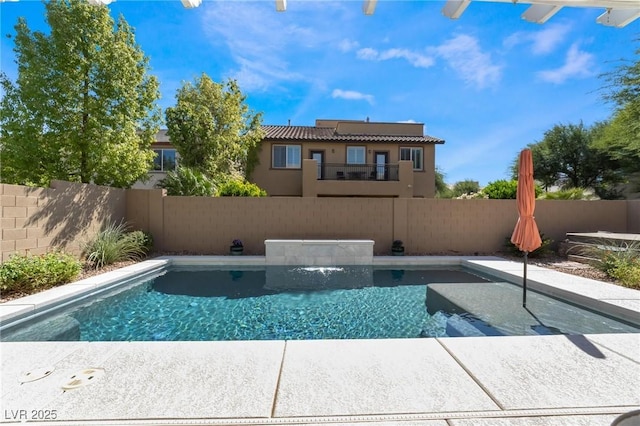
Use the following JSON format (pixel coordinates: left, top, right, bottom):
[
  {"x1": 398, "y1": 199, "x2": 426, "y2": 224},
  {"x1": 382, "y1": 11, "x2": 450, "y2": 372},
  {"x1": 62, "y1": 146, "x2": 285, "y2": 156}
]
[
  {"x1": 251, "y1": 119, "x2": 444, "y2": 198},
  {"x1": 138, "y1": 119, "x2": 444, "y2": 197},
  {"x1": 132, "y1": 129, "x2": 179, "y2": 190}
]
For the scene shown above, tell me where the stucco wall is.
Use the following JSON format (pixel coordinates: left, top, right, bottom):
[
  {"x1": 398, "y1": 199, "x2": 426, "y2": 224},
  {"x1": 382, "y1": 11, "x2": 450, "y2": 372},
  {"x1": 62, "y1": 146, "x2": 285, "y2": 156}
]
[
  {"x1": 628, "y1": 200, "x2": 640, "y2": 233},
  {"x1": 1, "y1": 181, "x2": 126, "y2": 261},
  {"x1": 251, "y1": 141, "x2": 437, "y2": 197}
]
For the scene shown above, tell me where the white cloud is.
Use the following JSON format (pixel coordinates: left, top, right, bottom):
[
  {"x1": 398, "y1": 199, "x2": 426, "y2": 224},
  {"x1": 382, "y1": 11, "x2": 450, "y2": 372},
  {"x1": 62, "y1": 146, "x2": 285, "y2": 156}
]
[
  {"x1": 339, "y1": 39, "x2": 360, "y2": 52},
  {"x1": 433, "y1": 34, "x2": 502, "y2": 89},
  {"x1": 357, "y1": 47, "x2": 379, "y2": 61},
  {"x1": 332, "y1": 89, "x2": 374, "y2": 104},
  {"x1": 537, "y1": 43, "x2": 595, "y2": 83},
  {"x1": 200, "y1": 2, "x2": 333, "y2": 91},
  {"x1": 356, "y1": 47, "x2": 435, "y2": 68},
  {"x1": 504, "y1": 23, "x2": 571, "y2": 55}
]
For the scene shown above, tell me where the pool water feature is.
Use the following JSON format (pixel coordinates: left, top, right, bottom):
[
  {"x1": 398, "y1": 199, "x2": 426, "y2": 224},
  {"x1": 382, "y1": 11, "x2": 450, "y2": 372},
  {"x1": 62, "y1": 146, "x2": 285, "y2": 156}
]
[{"x1": 2, "y1": 265, "x2": 638, "y2": 342}]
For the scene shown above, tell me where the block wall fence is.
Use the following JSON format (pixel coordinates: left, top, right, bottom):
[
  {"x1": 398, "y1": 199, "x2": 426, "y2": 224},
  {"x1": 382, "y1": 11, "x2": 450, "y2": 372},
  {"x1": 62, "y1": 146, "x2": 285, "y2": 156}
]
[
  {"x1": 2, "y1": 180, "x2": 639, "y2": 261},
  {"x1": 1, "y1": 181, "x2": 126, "y2": 262}
]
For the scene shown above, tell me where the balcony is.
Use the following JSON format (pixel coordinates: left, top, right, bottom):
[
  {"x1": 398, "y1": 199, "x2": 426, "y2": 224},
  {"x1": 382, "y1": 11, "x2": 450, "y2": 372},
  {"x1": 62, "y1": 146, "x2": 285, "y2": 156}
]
[
  {"x1": 302, "y1": 159, "x2": 414, "y2": 197},
  {"x1": 318, "y1": 163, "x2": 400, "y2": 181}
]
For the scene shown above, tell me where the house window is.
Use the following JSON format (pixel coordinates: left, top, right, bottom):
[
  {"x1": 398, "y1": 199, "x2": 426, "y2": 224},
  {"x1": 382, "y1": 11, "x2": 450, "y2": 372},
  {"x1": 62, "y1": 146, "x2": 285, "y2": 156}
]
[
  {"x1": 400, "y1": 147, "x2": 423, "y2": 170},
  {"x1": 273, "y1": 145, "x2": 301, "y2": 168},
  {"x1": 153, "y1": 149, "x2": 177, "y2": 172},
  {"x1": 346, "y1": 146, "x2": 366, "y2": 164}
]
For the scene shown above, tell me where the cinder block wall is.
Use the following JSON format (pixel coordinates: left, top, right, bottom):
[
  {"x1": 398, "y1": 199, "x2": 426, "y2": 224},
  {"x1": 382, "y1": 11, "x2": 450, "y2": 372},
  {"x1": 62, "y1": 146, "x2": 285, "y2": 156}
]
[
  {"x1": 128, "y1": 192, "x2": 630, "y2": 255},
  {"x1": 160, "y1": 196, "x2": 394, "y2": 255},
  {"x1": 1, "y1": 181, "x2": 634, "y2": 260},
  {"x1": 628, "y1": 200, "x2": 640, "y2": 233},
  {"x1": 1, "y1": 181, "x2": 126, "y2": 261}
]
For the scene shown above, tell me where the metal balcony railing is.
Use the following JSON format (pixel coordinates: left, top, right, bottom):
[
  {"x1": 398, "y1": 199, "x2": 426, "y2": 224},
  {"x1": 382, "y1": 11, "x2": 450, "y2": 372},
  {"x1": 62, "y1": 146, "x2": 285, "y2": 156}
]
[{"x1": 318, "y1": 163, "x2": 400, "y2": 181}]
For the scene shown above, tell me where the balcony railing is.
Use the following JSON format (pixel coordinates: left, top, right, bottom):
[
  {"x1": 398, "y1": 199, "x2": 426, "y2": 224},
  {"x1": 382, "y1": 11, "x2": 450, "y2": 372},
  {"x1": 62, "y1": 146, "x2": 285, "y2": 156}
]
[{"x1": 318, "y1": 163, "x2": 399, "y2": 181}]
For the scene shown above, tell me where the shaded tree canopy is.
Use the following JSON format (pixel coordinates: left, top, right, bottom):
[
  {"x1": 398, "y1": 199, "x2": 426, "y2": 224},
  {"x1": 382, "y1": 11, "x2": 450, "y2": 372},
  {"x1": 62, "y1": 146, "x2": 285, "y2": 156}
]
[
  {"x1": 0, "y1": 0, "x2": 161, "y2": 188},
  {"x1": 594, "y1": 39, "x2": 640, "y2": 170},
  {"x1": 164, "y1": 74, "x2": 264, "y2": 180},
  {"x1": 434, "y1": 167, "x2": 453, "y2": 198},
  {"x1": 510, "y1": 122, "x2": 624, "y2": 198},
  {"x1": 452, "y1": 179, "x2": 480, "y2": 197},
  {"x1": 509, "y1": 40, "x2": 639, "y2": 199}
]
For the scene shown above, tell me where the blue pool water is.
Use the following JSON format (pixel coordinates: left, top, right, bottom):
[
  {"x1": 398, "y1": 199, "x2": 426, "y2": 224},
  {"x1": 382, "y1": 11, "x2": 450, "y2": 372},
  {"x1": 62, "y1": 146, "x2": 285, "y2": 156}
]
[{"x1": 2, "y1": 265, "x2": 638, "y2": 341}]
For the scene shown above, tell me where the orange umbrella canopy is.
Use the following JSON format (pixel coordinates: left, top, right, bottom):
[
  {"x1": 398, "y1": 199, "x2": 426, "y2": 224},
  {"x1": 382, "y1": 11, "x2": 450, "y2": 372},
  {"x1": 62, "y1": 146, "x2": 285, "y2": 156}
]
[{"x1": 511, "y1": 149, "x2": 542, "y2": 253}]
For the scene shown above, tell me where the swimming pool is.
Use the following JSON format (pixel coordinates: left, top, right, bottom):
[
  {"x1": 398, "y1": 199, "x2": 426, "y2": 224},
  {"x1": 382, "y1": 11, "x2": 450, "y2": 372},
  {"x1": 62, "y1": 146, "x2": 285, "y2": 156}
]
[{"x1": 2, "y1": 263, "x2": 638, "y2": 341}]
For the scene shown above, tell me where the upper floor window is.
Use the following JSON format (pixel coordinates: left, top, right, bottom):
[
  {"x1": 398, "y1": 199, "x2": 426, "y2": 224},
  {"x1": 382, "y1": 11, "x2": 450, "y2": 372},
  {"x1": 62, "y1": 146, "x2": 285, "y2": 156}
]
[
  {"x1": 153, "y1": 149, "x2": 177, "y2": 172},
  {"x1": 400, "y1": 147, "x2": 423, "y2": 170},
  {"x1": 346, "y1": 146, "x2": 366, "y2": 164},
  {"x1": 273, "y1": 145, "x2": 301, "y2": 169}
]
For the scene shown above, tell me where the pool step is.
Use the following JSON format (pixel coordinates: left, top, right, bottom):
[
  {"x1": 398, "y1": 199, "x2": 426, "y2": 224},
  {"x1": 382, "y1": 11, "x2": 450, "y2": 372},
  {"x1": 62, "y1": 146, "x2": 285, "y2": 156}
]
[
  {"x1": 445, "y1": 314, "x2": 486, "y2": 337},
  {"x1": 2, "y1": 315, "x2": 80, "y2": 342}
]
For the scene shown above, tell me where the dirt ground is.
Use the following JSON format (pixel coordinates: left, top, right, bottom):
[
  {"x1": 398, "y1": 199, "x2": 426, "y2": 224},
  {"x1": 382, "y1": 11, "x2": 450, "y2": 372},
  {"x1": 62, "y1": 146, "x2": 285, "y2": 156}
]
[{"x1": 506, "y1": 254, "x2": 614, "y2": 283}]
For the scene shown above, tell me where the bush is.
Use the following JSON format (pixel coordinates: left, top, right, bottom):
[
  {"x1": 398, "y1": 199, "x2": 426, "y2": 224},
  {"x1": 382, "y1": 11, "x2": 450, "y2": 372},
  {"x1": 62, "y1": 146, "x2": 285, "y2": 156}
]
[
  {"x1": 452, "y1": 180, "x2": 480, "y2": 198},
  {"x1": 540, "y1": 188, "x2": 595, "y2": 200},
  {"x1": 606, "y1": 260, "x2": 640, "y2": 288},
  {"x1": 0, "y1": 252, "x2": 82, "y2": 293},
  {"x1": 84, "y1": 222, "x2": 148, "y2": 268},
  {"x1": 482, "y1": 180, "x2": 518, "y2": 199},
  {"x1": 157, "y1": 167, "x2": 216, "y2": 196},
  {"x1": 504, "y1": 233, "x2": 554, "y2": 258},
  {"x1": 217, "y1": 179, "x2": 267, "y2": 197},
  {"x1": 482, "y1": 179, "x2": 542, "y2": 199},
  {"x1": 122, "y1": 230, "x2": 154, "y2": 254},
  {"x1": 587, "y1": 241, "x2": 640, "y2": 288}
]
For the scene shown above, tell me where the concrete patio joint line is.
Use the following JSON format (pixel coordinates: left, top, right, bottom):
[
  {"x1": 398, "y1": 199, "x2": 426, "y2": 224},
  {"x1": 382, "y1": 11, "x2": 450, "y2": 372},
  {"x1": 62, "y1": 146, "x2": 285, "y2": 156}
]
[
  {"x1": 270, "y1": 340, "x2": 289, "y2": 417},
  {"x1": 434, "y1": 337, "x2": 506, "y2": 411}
]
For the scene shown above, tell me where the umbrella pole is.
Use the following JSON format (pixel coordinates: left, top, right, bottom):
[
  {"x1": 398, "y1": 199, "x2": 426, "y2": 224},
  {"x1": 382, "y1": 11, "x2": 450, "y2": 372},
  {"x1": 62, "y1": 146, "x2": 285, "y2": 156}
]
[{"x1": 523, "y1": 251, "x2": 528, "y2": 307}]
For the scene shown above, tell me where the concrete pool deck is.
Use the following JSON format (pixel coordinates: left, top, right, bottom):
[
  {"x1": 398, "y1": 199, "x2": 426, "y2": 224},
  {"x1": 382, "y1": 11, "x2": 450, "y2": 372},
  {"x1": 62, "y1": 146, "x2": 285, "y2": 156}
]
[{"x1": 1, "y1": 256, "x2": 639, "y2": 425}]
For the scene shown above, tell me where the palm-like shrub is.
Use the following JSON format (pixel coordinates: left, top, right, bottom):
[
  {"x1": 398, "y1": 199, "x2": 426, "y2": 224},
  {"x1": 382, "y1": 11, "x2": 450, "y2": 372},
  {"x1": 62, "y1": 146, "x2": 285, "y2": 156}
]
[
  {"x1": 157, "y1": 166, "x2": 216, "y2": 196},
  {"x1": 504, "y1": 233, "x2": 554, "y2": 258},
  {"x1": 84, "y1": 222, "x2": 148, "y2": 268}
]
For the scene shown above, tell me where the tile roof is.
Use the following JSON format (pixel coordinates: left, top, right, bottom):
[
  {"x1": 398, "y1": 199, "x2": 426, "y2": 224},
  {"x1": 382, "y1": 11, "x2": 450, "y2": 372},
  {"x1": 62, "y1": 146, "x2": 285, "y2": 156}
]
[{"x1": 261, "y1": 125, "x2": 444, "y2": 144}]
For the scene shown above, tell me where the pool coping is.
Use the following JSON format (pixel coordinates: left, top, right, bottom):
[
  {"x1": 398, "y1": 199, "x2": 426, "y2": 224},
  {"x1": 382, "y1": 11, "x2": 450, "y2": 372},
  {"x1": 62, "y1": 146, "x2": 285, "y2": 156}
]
[
  {"x1": 1, "y1": 256, "x2": 639, "y2": 425},
  {"x1": 2, "y1": 255, "x2": 639, "y2": 329}
]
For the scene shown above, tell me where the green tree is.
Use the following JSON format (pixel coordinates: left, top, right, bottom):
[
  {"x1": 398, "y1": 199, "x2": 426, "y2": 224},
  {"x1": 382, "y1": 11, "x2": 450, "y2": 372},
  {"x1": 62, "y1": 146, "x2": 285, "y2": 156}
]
[
  {"x1": 510, "y1": 122, "x2": 623, "y2": 198},
  {"x1": 165, "y1": 74, "x2": 264, "y2": 180},
  {"x1": 0, "y1": 0, "x2": 161, "y2": 188},
  {"x1": 595, "y1": 39, "x2": 640, "y2": 173},
  {"x1": 452, "y1": 179, "x2": 480, "y2": 197}
]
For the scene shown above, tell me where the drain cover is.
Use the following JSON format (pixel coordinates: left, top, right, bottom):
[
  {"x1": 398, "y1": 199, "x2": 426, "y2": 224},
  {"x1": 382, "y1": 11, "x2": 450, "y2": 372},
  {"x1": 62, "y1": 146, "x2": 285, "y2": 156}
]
[
  {"x1": 61, "y1": 368, "x2": 105, "y2": 391},
  {"x1": 18, "y1": 367, "x2": 55, "y2": 384}
]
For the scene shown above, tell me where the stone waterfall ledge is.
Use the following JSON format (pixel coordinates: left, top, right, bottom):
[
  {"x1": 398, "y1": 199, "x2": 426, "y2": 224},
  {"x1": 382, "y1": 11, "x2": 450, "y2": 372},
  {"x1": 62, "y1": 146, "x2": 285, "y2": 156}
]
[{"x1": 265, "y1": 239, "x2": 374, "y2": 265}]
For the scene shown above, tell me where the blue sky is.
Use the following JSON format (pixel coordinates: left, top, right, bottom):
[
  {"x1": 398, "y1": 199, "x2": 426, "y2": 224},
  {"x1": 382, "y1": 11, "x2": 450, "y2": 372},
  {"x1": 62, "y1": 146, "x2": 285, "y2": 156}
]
[{"x1": 1, "y1": 1, "x2": 638, "y2": 186}]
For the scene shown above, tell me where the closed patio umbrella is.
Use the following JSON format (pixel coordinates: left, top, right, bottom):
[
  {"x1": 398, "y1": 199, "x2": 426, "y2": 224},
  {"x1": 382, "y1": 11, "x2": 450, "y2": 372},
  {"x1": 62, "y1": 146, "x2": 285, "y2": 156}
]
[{"x1": 511, "y1": 148, "x2": 542, "y2": 307}]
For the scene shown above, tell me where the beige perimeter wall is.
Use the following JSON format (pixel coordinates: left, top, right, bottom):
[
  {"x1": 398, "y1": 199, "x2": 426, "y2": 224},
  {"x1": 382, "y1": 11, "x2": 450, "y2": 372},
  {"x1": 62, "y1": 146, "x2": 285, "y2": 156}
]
[
  {"x1": 1, "y1": 181, "x2": 126, "y2": 262},
  {"x1": 2, "y1": 182, "x2": 637, "y2": 260},
  {"x1": 126, "y1": 191, "x2": 631, "y2": 255},
  {"x1": 628, "y1": 200, "x2": 640, "y2": 233}
]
